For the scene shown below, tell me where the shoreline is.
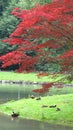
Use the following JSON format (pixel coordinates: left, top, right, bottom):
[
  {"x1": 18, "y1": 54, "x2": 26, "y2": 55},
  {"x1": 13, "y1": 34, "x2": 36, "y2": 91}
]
[
  {"x1": 0, "y1": 80, "x2": 73, "y2": 89},
  {"x1": 1, "y1": 112, "x2": 73, "y2": 127},
  {"x1": 0, "y1": 94, "x2": 73, "y2": 127},
  {"x1": 0, "y1": 111, "x2": 73, "y2": 127}
]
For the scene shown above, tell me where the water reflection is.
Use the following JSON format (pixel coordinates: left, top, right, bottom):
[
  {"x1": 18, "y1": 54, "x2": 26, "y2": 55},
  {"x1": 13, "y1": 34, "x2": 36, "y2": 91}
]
[
  {"x1": 0, "y1": 113, "x2": 73, "y2": 130},
  {"x1": 0, "y1": 84, "x2": 40, "y2": 103}
]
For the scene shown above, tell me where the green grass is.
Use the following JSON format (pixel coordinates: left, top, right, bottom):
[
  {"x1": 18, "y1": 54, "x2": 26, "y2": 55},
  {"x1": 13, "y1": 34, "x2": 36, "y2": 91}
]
[
  {"x1": 0, "y1": 71, "x2": 71, "y2": 83},
  {"x1": 0, "y1": 94, "x2": 73, "y2": 127}
]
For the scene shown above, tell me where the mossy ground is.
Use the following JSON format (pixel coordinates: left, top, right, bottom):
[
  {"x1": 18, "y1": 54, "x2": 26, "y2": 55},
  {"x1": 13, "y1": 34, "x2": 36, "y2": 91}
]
[{"x1": 0, "y1": 94, "x2": 73, "y2": 127}]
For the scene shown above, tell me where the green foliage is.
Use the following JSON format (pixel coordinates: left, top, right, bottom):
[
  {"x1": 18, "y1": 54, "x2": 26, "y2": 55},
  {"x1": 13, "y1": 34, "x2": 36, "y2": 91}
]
[
  {"x1": 0, "y1": 1, "x2": 20, "y2": 58},
  {"x1": 0, "y1": 40, "x2": 18, "y2": 55},
  {"x1": 35, "y1": 62, "x2": 60, "y2": 72},
  {"x1": 0, "y1": 16, "x2": 19, "y2": 38},
  {"x1": 17, "y1": 0, "x2": 53, "y2": 9},
  {"x1": 0, "y1": 0, "x2": 10, "y2": 15},
  {"x1": 0, "y1": 0, "x2": 53, "y2": 38}
]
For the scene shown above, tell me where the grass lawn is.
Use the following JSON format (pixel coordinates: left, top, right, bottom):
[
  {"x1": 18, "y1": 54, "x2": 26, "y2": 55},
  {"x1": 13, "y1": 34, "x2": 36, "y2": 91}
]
[
  {"x1": 0, "y1": 71, "x2": 71, "y2": 83},
  {"x1": 0, "y1": 94, "x2": 73, "y2": 127}
]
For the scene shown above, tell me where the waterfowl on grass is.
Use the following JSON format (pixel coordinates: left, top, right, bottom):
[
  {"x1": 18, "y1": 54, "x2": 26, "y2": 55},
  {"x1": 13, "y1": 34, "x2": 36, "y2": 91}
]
[
  {"x1": 49, "y1": 105, "x2": 57, "y2": 108},
  {"x1": 30, "y1": 95, "x2": 35, "y2": 99},
  {"x1": 11, "y1": 112, "x2": 19, "y2": 118},
  {"x1": 36, "y1": 96, "x2": 41, "y2": 100},
  {"x1": 56, "y1": 108, "x2": 61, "y2": 111}
]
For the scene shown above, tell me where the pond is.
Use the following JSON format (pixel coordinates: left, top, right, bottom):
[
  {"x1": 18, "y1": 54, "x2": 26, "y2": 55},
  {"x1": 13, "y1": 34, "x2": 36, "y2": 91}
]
[
  {"x1": 0, "y1": 113, "x2": 73, "y2": 130},
  {"x1": 0, "y1": 83, "x2": 41, "y2": 103},
  {"x1": 0, "y1": 84, "x2": 73, "y2": 130},
  {"x1": 0, "y1": 83, "x2": 73, "y2": 103}
]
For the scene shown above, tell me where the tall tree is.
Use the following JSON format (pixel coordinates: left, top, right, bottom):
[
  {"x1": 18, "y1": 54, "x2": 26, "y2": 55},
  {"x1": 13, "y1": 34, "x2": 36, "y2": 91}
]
[
  {"x1": 0, "y1": 0, "x2": 73, "y2": 73},
  {"x1": 0, "y1": 0, "x2": 52, "y2": 52}
]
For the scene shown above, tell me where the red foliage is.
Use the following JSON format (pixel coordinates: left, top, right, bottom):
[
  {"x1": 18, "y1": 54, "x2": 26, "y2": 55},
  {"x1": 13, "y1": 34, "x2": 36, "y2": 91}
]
[
  {"x1": 37, "y1": 72, "x2": 49, "y2": 78},
  {"x1": 32, "y1": 88, "x2": 48, "y2": 94},
  {"x1": 32, "y1": 82, "x2": 54, "y2": 94},
  {"x1": 59, "y1": 49, "x2": 73, "y2": 59},
  {"x1": 42, "y1": 82, "x2": 54, "y2": 89},
  {"x1": 0, "y1": 0, "x2": 73, "y2": 72}
]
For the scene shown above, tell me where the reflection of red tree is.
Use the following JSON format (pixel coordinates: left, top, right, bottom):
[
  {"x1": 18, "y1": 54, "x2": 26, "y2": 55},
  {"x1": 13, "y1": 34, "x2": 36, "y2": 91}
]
[
  {"x1": 32, "y1": 82, "x2": 54, "y2": 94},
  {"x1": 42, "y1": 82, "x2": 54, "y2": 89},
  {"x1": 32, "y1": 88, "x2": 47, "y2": 94}
]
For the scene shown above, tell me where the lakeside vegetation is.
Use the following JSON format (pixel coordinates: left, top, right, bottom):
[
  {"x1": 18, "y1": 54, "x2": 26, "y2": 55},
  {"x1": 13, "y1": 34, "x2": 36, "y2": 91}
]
[
  {"x1": 0, "y1": 94, "x2": 73, "y2": 127},
  {"x1": 0, "y1": 71, "x2": 73, "y2": 127},
  {"x1": 0, "y1": 71, "x2": 72, "y2": 83}
]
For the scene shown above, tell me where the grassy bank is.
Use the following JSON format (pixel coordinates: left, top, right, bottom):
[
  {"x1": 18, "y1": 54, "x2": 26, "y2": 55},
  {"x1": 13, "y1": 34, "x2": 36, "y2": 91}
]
[
  {"x1": 0, "y1": 94, "x2": 73, "y2": 127},
  {"x1": 0, "y1": 71, "x2": 71, "y2": 83}
]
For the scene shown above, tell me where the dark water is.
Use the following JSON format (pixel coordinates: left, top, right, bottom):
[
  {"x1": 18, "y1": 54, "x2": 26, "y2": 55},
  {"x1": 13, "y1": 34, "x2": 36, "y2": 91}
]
[
  {"x1": 0, "y1": 113, "x2": 73, "y2": 130},
  {"x1": 0, "y1": 84, "x2": 40, "y2": 103},
  {"x1": 0, "y1": 84, "x2": 73, "y2": 130}
]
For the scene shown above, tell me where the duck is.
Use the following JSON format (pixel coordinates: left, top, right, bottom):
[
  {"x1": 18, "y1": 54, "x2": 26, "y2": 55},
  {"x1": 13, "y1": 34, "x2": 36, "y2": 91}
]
[
  {"x1": 49, "y1": 105, "x2": 57, "y2": 108},
  {"x1": 36, "y1": 96, "x2": 41, "y2": 100},
  {"x1": 11, "y1": 112, "x2": 19, "y2": 118},
  {"x1": 30, "y1": 95, "x2": 35, "y2": 99},
  {"x1": 56, "y1": 108, "x2": 61, "y2": 111}
]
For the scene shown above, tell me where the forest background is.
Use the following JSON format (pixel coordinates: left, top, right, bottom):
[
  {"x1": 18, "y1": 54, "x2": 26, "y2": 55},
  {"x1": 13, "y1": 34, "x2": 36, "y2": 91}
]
[
  {"x1": 0, "y1": 0, "x2": 62, "y2": 73},
  {"x1": 0, "y1": 0, "x2": 73, "y2": 82}
]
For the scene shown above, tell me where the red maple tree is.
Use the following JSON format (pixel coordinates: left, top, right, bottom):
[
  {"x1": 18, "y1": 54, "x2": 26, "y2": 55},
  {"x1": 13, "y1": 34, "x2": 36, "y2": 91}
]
[{"x1": 0, "y1": 0, "x2": 73, "y2": 73}]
